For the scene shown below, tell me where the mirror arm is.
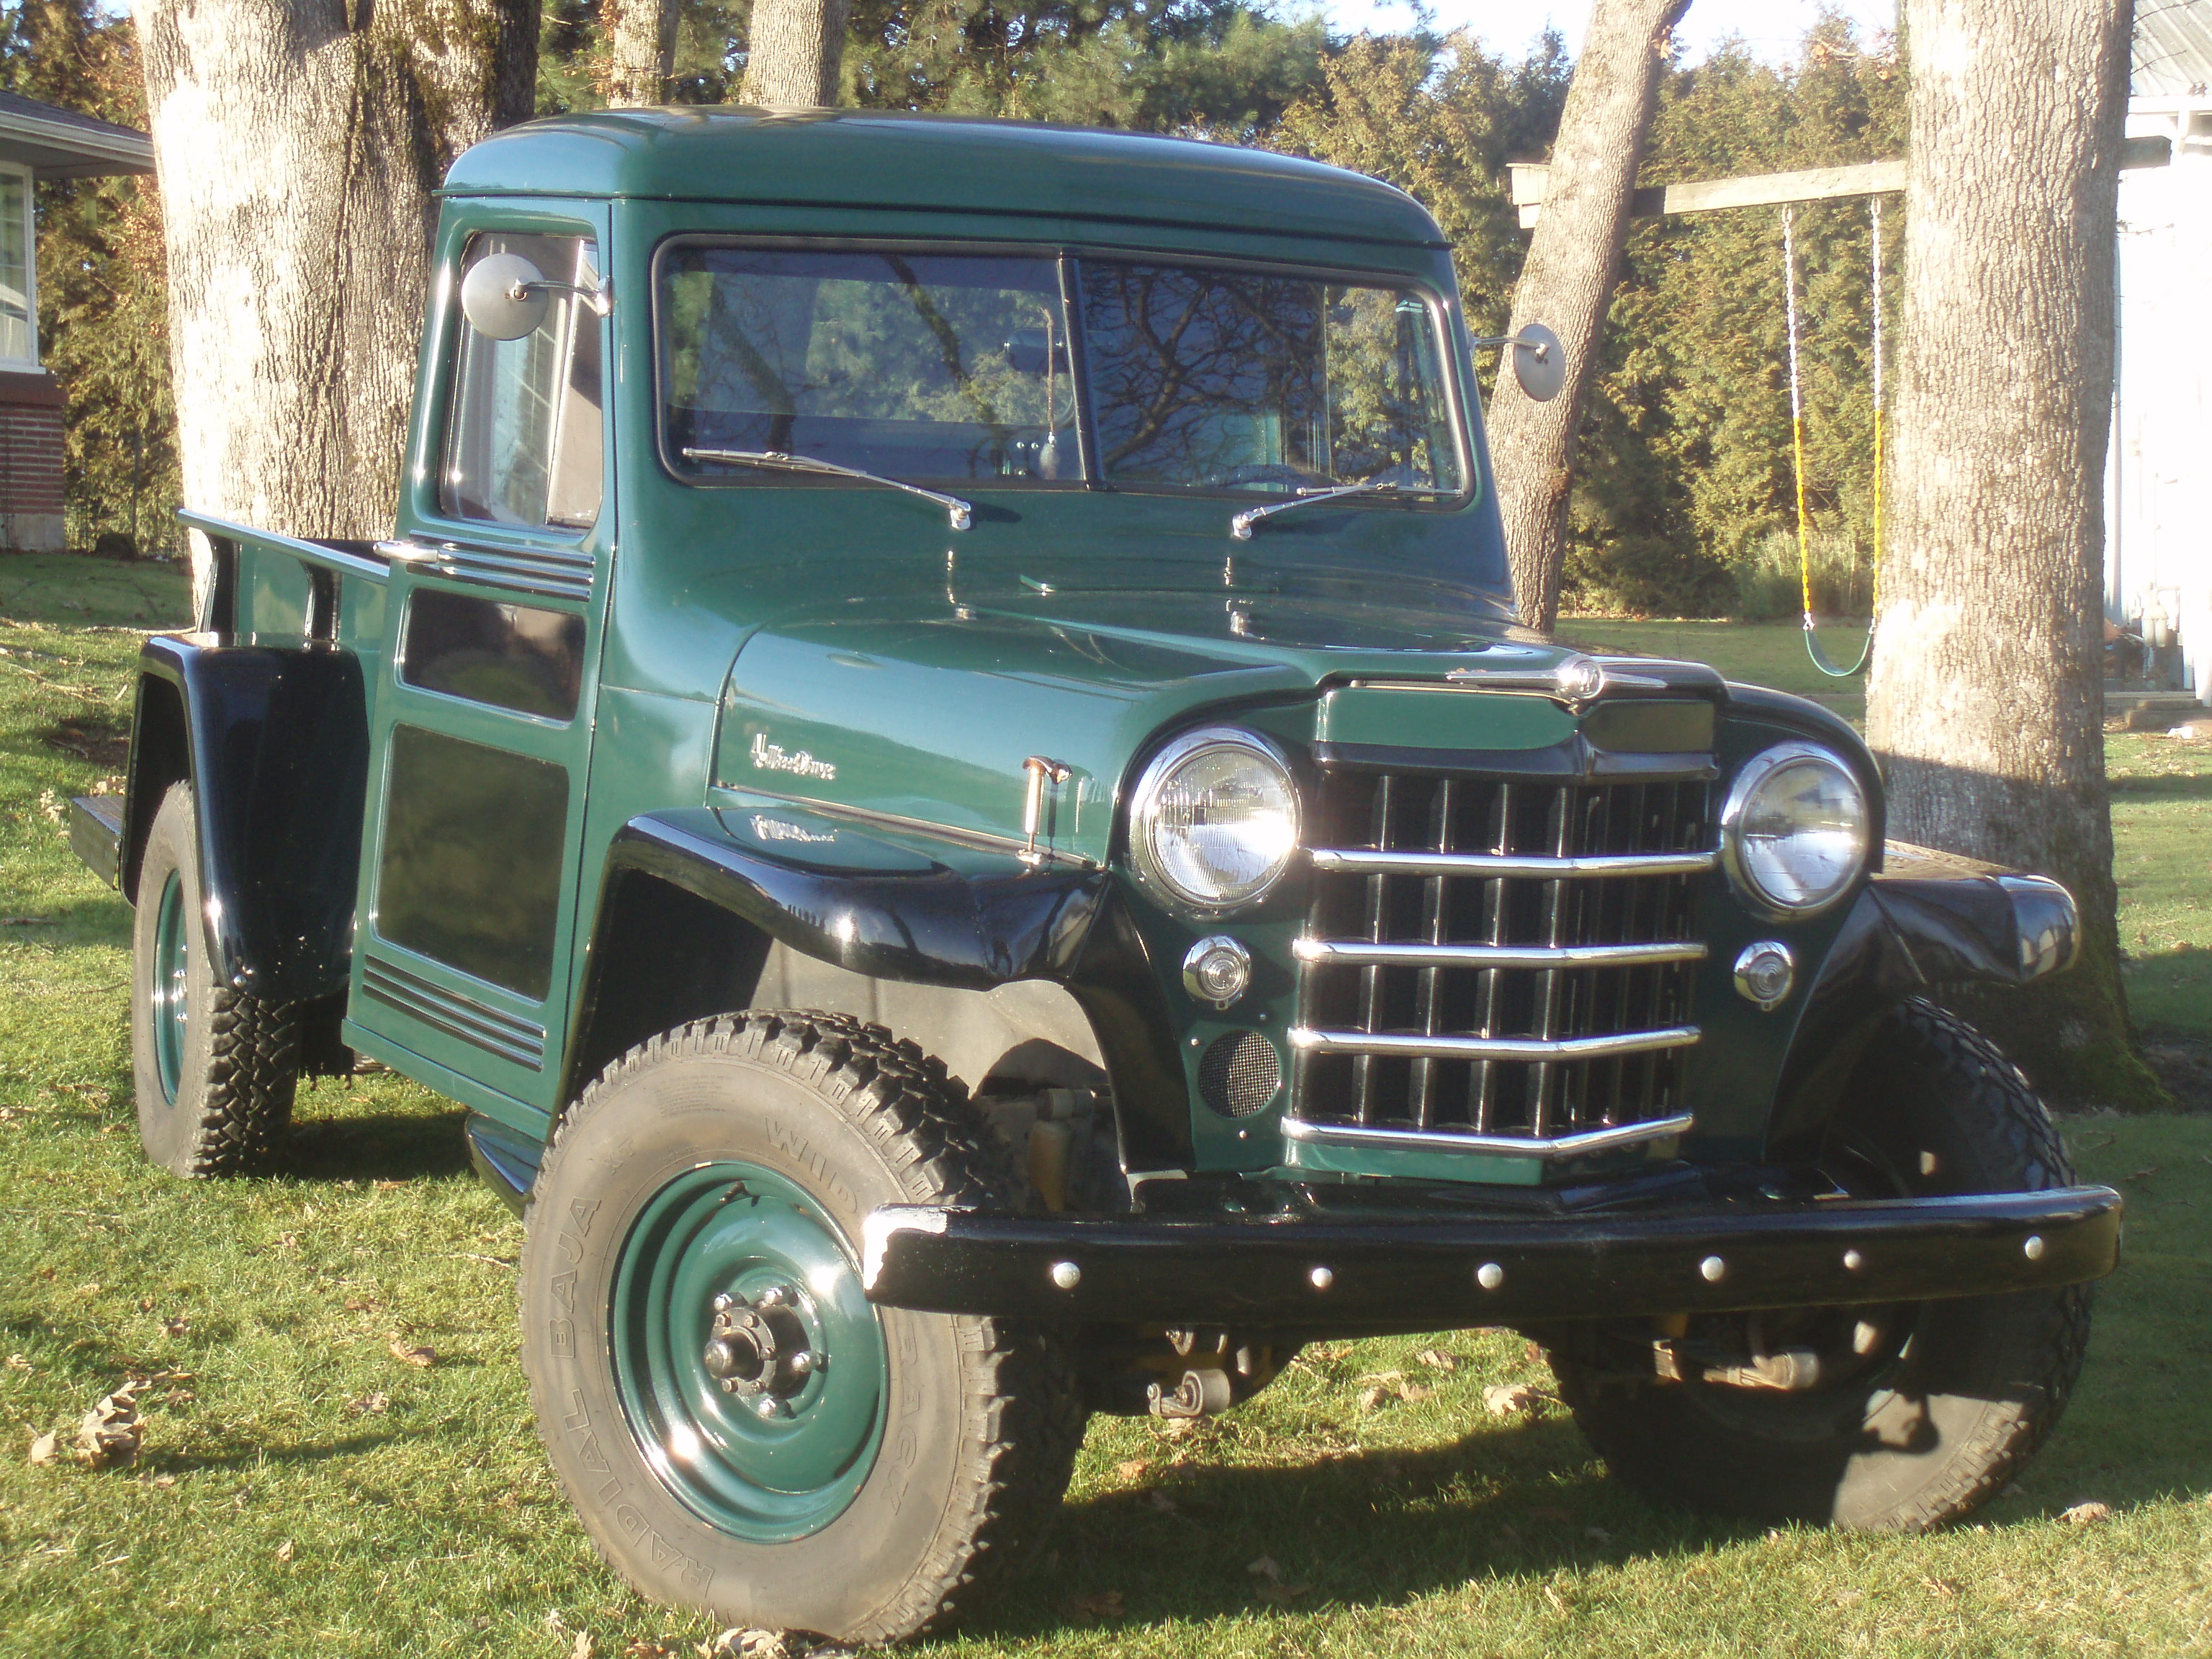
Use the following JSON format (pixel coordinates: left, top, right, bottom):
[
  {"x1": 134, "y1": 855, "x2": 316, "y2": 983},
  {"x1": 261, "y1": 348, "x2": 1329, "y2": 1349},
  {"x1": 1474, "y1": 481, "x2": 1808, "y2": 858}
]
[
  {"x1": 513, "y1": 278, "x2": 611, "y2": 318},
  {"x1": 1470, "y1": 333, "x2": 1550, "y2": 361}
]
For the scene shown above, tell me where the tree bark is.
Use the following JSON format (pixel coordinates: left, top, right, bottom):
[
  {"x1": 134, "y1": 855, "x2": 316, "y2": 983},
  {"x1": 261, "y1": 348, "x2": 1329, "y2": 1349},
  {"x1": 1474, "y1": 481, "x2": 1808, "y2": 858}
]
[
  {"x1": 133, "y1": 1, "x2": 539, "y2": 604},
  {"x1": 603, "y1": 0, "x2": 677, "y2": 107},
  {"x1": 739, "y1": 0, "x2": 851, "y2": 107},
  {"x1": 1867, "y1": 0, "x2": 2161, "y2": 1105},
  {"x1": 1486, "y1": 0, "x2": 1688, "y2": 634}
]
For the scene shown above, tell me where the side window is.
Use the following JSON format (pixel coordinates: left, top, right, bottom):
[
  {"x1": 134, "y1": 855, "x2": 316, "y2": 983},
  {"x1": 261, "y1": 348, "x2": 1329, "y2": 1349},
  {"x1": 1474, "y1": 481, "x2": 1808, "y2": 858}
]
[{"x1": 442, "y1": 233, "x2": 603, "y2": 530}]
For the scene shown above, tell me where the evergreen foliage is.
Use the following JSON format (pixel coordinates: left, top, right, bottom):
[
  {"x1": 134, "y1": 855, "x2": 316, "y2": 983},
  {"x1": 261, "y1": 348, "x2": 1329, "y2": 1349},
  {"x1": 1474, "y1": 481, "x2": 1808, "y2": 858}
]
[{"x1": 14, "y1": 0, "x2": 1899, "y2": 613}]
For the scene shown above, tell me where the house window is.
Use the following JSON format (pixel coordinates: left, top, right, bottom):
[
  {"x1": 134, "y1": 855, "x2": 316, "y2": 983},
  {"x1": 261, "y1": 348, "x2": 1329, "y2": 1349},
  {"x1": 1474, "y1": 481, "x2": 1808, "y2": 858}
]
[{"x1": 0, "y1": 164, "x2": 32, "y2": 368}]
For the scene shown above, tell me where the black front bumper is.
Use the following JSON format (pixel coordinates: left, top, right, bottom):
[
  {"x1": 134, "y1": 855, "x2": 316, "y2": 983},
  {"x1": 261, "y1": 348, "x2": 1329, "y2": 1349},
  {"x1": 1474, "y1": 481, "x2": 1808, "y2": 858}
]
[{"x1": 862, "y1": 1185, "x2": 2121, "y2": 1328}]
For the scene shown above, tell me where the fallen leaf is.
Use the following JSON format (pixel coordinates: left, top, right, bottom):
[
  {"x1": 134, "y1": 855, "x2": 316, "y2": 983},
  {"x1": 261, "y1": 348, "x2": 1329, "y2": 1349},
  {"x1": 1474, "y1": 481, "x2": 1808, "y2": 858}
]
[
  {"x1": 76, "y1": 1387, "x2": 141, "y2": 1467},
  {"x1": 1256, "y1": 1582, "x2": 1310, "y2": 1606},
  {"x1": 1145, "y1": 1488, "x2": 1177, "y2": 1513},
  {"x1": 276, "y1": 1539, "x2": 295, "y2": 1563},
  {"x1": 373, "y1": 1179, "x2": 403, "y2": 1192},
  {"x1": 28, "y1": 1430, "x2": 59, "y2": 1465},
  {"x1": 1069, "y1": 1590, "x2": 1125, "y2": 1619},
  {"x1": 153, "y1": 1473, "x2": 176, "y2": 1488},
  {"x1": 1543, "y1": 1583, "x2": 1569, "y2": 1615},
  {"x1": 1483, "y1": 1382, "x2": 1540, "y2": 1418},
  {"x1": 347, "y1": 1391, "x2": 390, "y2": 1416},
  {"x1": 570, "y1": 1634, "x2": 594, "y2": 1659},
  {"x1": 1115, "y1": 1459, "x2": 1148, "y2": 1481},
  {"x1": 1922, "y1": 1576, "x2": 1957, "y2": 1599},
  {"x1": 163, "y1": 1316, "x2": 189, "y2": 1338},
  {"x1": 1832, "y1": 1588, "x2": 1866, "y2": 1607},
  {"x1": 6, "y1": 1354, "x2": 27, "y2": 1370},
  {"x1": 622, "y1": 1643, "x2": 678, "y2": 1658},
  {"x1": 1357, "y1": 1385, "x2": 1388, "y2": 1412},
  {"x1": 2127, "y1": 1166, "x2": 2160, "y2": 1182},
  {"x1": 729, "y1": 1632, "x2": 786, "y2": 1658},
  {"x1": 1584, "y1": 1525, "x2": 1613, "y2": 1543},
  {"x1": 1245, "y1": 1555, "x2": 1283, "y2": 1583},
  {"x1": 388, "y1": 1339, "x2": 436, "y2": 1369},
  {"x1": 1416, "y1": 1349, "x2": 1459, "y2": 1372},
  {"x1": 343, "y1": 1297, "x2": 378, "y2": 1313},
  {"x1": 138, "y1": 1295, "x2": 155, "y2": 1313},
  {"x1": 2061, "y1": 1501, "x2": 2112, "y2": 1527},
  {"x1": 1398, "y1": 1382, "x2": 1431, "y2": 1403}
]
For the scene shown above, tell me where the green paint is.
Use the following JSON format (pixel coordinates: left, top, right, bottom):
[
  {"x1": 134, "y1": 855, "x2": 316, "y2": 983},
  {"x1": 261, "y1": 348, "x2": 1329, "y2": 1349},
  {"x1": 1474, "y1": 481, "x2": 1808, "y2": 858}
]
[
  {"x1": 150, "y1": 869, "x2": 187, "y2": 1105},
  {"x1": 610, "y1": 1161, "x2": 886, "y2": 1541},
  {"x1": 1317, "y1": 685, "x2": 1576, "y2": 752}
]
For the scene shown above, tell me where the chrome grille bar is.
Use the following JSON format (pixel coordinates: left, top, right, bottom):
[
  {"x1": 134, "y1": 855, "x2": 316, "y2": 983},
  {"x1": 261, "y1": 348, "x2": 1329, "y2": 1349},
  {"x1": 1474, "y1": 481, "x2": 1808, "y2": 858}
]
[
  {"x1": 1282, "y1": 1112, "x2": 1696, "y2": 1159},
  {"x1": 1289, "y1": 1025, "x2": 1700, "y2": 1062},
  {"x1": 1308, "y1": 848, "x2": 1716, "y2": 878},
  {"x1": 1294, "y1": 938, "x2": 1708, "y2": 971}
]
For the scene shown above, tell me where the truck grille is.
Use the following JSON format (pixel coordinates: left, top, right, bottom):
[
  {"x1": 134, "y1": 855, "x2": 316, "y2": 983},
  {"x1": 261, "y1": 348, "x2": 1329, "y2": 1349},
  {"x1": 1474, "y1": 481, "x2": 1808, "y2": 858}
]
[{"x1": 1287, "y1": 764, "x2": 1713, "y2": 1159}]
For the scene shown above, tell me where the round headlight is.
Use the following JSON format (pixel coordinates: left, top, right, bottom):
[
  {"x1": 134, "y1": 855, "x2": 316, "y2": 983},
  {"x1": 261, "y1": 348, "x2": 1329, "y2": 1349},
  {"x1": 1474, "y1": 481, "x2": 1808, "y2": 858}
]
[
  {"x1": 1130, "y1": 728, "x2": 1299, "y2": 909},
  {"x1": 1722, "y1": 742, "x2": 1870, "y2": 914}
]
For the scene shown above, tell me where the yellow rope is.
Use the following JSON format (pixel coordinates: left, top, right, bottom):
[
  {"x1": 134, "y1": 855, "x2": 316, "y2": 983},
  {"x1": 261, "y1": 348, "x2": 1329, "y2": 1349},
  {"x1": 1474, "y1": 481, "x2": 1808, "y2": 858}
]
[{"x1": 1784, "y1": 207, "x2": 1815, "y2": 619}]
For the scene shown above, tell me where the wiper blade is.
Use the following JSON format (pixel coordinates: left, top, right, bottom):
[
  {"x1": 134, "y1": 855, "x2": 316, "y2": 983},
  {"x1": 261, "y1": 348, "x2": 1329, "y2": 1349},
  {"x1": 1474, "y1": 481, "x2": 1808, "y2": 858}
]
[
  {"x1": 1230, "y1": 480, "x2": 1396, "y2": 541},
  {"x1": 682, "y1": 448, "x2": 973, "y2": 531}
]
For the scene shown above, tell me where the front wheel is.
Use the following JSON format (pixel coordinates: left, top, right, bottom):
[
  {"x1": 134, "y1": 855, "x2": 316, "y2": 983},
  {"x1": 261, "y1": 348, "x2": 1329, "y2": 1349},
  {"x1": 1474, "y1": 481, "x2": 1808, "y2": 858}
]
[
  {"x1": 520, "y1": 1012, "x2": 1083, "y2": 1643},
  {"x1": 1553, "y1": 999, "x2": 2091, "y2": 1532}
]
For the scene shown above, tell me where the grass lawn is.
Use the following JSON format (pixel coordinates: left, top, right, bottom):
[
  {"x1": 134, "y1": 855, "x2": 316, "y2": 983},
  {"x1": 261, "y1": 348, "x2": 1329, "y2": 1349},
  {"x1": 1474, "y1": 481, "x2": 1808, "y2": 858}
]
[{"x1": 1, "y1": 561, "x2": 2207, "y2": 1657}]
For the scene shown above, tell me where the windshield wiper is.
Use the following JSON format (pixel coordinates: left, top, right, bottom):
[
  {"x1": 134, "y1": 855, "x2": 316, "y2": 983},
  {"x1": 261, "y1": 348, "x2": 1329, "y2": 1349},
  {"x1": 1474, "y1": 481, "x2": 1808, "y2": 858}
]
[
  {"x1": 682, "y1": 448, "x2": 973, "y2": 531},
  {"x1": 1229, "y1": 480, "x2": 1396, "y2": 541}
]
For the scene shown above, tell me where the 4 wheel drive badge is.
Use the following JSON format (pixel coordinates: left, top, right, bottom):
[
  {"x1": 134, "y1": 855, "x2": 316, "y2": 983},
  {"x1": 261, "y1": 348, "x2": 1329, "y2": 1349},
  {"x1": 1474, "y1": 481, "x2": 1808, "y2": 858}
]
[{"x1": 750, "y1": 731, "x2": 837, "y2": 781}]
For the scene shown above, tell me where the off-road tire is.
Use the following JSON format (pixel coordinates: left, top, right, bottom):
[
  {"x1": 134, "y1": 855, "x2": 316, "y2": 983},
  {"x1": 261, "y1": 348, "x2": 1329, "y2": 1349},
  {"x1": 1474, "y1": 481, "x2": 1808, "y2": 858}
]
[
  {"x1": 129, "y1": 782, "x2": 299, "y2": 1176},
  {"x1": 521, "y1": 1011, "x2": 1084, "y2": 1644},
  {"x1": 1554, "y1": 999, "x2": 2091, "y2": 1531}
]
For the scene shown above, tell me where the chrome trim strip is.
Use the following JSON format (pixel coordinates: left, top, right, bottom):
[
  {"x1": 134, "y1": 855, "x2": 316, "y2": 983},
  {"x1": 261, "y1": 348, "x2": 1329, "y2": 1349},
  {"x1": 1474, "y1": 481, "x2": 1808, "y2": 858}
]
[
  {"x1": 376, "y1": 539, "x2": 595, "y2": 602},
  {"x1": 1287, "y1": 1025, "x2": 1700, "y2": 1061},
  {"x1": 1281, "y1": 1112, "x2": 1696, "y2": 1160},
  {"x1": 1293, "y1": 938, "x2": 1709, "y2": 970},
  {"x1": 707, "y1": 787, "x2": 1098, "y2": 868},
  {"x1": 1308, "y1": 848, "x2": 1716, "y2": 878}
]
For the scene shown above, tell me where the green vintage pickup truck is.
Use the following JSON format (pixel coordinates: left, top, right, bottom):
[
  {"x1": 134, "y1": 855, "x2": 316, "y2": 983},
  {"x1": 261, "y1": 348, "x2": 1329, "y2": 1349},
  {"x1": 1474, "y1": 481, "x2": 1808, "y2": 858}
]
[{"x1": 73, "y1": 112, "x2": 2118, "y2": 1642}]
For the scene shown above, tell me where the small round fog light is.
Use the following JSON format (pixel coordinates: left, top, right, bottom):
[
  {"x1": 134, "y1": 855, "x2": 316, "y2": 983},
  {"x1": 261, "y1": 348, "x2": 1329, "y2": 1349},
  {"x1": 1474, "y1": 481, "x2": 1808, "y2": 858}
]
[
  {"x1": 1183, "y1": 935, "x2": 1253, "y2": 1009},
  {"x1": 1733, "y1": 940, "x2": 1796, "y2": 1011}
]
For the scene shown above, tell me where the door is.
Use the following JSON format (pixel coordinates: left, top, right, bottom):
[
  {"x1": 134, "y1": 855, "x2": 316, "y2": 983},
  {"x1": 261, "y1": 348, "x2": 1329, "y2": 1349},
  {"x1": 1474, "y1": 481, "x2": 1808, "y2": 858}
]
[{"x1": 348, "y1": 221, "x2": 610, "y2": 1127}]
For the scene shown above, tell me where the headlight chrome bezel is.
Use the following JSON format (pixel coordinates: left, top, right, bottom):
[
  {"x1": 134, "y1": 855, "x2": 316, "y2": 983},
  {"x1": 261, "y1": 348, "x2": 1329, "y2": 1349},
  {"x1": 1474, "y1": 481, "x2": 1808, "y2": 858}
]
[
  {"x1": 1128, "y1": 726, "x2": 1301, "y2": 914},
  {"x1": 1720, "y1": 740, "x2": 1871, "y2": 919}
]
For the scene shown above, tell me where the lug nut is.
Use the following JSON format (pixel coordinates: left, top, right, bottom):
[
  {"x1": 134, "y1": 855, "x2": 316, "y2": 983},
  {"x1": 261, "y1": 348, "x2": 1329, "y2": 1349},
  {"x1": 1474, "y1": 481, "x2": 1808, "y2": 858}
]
[
  {"x1": 1049, "y1": 1260, "x2": 1082, "y2": 1290},
  {"x1": 1475, "y1": 1262, "x2": 1505, "y2": 1291},
  {"x1": 757, "y1": 1286, "x2": 786, "y2": 1307},
  {"x1": 790, "y1": 1350, "x2": 814, "y2": 1377},
  {"x1": 1842, "y1": 1249, "x2": 1866, "y2": 1273},
  {"x1": 1309, "y1": 1266, "x2": 1335, "y2": 1291},
  {"x1": 2023, "y1": 1234, "x2": 2046, "y2": 1262},
  {"x1": 1699, "y1": 1255, "x2": 1727, "y2": 1283},
  {"x1": 712, "y1": 1292, "x2": 736, "y2": 1313},
  {"x1": 756, "y1": 1396, "x2": 783, "y2": 1420}
]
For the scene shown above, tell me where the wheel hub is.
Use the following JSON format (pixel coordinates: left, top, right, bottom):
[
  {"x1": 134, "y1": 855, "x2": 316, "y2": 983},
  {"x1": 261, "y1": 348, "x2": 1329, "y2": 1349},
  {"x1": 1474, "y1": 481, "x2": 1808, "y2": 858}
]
[{"x1": 703, "y1": 1288, "x2": 817, "y2": 1401}]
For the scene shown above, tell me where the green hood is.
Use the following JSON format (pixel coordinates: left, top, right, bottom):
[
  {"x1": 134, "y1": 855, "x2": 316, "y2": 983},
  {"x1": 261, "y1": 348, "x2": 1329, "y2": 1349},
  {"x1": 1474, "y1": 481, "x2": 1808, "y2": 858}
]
[{"x1": 714, "y1": 585, "x2": 1577, "y2": 864}]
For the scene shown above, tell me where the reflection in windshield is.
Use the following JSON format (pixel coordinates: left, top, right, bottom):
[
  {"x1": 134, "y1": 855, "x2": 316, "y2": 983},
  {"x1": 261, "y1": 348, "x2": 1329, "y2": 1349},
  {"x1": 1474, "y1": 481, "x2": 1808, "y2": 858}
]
[
  {"x1": 662, "y1": 249, "x2": 1075, "y2": 482},
  {"x1": 658, "y1": 248, "x2": 1462, "y2": 496}
]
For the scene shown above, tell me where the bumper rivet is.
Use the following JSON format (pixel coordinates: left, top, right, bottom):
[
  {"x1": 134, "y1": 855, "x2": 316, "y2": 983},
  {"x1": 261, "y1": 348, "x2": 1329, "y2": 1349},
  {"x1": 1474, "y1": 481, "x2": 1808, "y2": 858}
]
[
  {"x1": 2023, "y1": 1235, "x2": 2046, "y2": 1262},
  {"x1": 1699, "y1": 1255, "x2": 1727, "y2": 1283},
  {"x1": 1475, "y1": 1262, "x2": 1505, "y2": 1291},
  {"x1": 1049, "y1": 1259, "x2": 1082, "y2": 1290},
  {"x1": 1309, "y1": 1266, "x2": 1336, "y2": 1291},
  {"x1": 1843, "y1": 1249, "x2": 1866, "y2": 1273}
]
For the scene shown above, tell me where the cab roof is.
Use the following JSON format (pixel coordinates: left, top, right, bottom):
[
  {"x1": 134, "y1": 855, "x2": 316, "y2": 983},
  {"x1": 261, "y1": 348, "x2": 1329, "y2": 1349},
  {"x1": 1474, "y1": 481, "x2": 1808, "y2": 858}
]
[{"x1": 442, "y1": 109, "x2": 1447, "y2": 251}]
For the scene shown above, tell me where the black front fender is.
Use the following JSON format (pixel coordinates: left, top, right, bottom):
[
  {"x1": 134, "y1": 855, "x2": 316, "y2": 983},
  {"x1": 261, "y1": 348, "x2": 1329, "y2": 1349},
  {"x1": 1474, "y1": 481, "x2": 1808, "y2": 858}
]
[
  {"x1": 124, "y1": 634, "x2": 368, "y2": 1004},
  {"x1": 1766, "y1": 845, "x2": 2081, "y2": 1159}
]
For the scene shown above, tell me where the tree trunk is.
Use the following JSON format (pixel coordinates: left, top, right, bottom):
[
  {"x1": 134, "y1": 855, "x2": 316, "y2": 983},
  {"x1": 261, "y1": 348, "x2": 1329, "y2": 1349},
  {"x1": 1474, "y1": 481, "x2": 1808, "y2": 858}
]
[
  {"x1": 739, "y1": 0, "x2": 851, "y2": 107},
  {"x1": 1867, "y1": 0, "x2": 2161, "y2": 1106},
  {"x1": 133, "y1": 1, "x2": 539, "y2": 606},
  {"x1": 1486, "y1": 0, "x2": 1688, "y2": 634},
  {"x1": 603, "y1": 0, "x2": 677, "y2": 107}
]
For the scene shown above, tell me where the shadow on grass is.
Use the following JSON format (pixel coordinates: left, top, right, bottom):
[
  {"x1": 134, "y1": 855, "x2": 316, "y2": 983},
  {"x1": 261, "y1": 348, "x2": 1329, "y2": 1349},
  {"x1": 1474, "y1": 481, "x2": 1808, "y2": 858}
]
[
  {"x1": 133, "y1": 1431, "x2": 408, "y2": 1476},
  {"x1": 2110, "y1": 768, "x2": 2212, "y2": 801},
  {"x1": 971, "y1": 1418, "x2": 1755, "y2": 1639},
  {"x1": 282, "y1": 1108, "x2": 474, "y2": 1184}
]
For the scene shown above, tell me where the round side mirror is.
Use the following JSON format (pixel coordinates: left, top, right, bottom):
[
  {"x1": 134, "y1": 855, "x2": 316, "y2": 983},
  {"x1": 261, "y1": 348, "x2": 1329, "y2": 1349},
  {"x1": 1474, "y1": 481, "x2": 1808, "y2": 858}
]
[
  {"x1": 1510, "y1": 323, "x2": 1565, "y2": 403},
  {"x1": 459, "y1": 252, "x2": 549, "y2": 341}
]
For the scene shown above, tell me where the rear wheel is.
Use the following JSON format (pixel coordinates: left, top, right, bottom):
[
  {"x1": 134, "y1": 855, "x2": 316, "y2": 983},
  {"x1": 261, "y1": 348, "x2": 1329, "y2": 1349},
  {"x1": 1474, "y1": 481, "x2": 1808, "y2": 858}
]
[
  {"x1": 521, "y1": 1011, "x2": 1083, "y2": 1643},
  {"x1": 129, "y1": 783, "x2": 299, "y2": 1176},
  {"x1": 1554, "y1": 1000, "x2": 2090, "y2": 1531}
]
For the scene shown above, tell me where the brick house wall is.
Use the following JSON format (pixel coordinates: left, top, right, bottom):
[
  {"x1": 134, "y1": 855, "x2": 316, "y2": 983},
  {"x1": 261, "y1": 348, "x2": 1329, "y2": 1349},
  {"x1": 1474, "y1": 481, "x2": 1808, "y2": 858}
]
[{"x1": 0, "y1": 367, "x2": 63, "y2": 552}]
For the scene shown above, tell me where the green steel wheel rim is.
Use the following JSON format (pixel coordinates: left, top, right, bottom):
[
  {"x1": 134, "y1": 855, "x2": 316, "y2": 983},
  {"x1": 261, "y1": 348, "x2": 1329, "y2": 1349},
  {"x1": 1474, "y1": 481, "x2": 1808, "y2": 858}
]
[
  {"x1": 609, "y1": 1160, "x2": 889, "y2": 1543},
  {"x1": 150, "y1": 869, "x2": 189, "y2": 1105}
]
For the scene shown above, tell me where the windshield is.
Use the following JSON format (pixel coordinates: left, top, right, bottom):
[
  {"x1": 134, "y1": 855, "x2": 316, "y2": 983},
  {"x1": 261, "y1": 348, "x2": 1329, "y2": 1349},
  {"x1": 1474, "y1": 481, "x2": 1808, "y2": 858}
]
[{"x1": 658, "y1": 246, "x2": 1465, "y2": 498}]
